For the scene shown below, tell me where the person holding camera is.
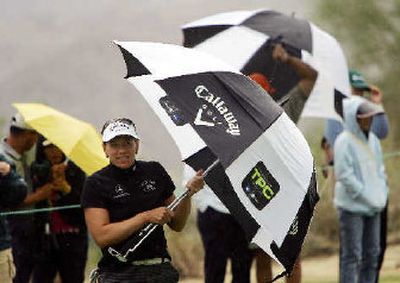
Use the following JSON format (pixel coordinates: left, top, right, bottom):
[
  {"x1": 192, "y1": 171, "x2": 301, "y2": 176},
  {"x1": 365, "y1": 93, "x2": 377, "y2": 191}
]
[{"x1": 30, "y1": 140, "x2": 88, "y2": 283}]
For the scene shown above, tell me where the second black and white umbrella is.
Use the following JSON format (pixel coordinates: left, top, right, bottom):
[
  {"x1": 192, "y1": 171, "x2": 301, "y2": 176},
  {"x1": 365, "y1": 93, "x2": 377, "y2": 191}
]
[{"x1": 182, "y1": 9, "x2": 351, "y2": 120}]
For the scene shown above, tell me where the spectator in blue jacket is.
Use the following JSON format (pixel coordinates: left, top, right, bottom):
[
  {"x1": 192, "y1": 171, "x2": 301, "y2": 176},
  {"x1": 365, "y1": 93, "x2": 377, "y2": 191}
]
[
  {"x1": 334, "y1": 96, "x2": 388, "y2": 283},
  {"x1": 324, "y1": 70, "x2": 390, "y2": 282}
]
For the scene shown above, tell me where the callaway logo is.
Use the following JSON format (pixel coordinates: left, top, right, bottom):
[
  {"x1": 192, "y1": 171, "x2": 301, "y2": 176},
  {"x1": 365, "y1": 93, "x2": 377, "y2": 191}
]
[
  {"x1": 113, "y1": 184, "x2": 130, "y2": 199},
  {"x1": 194, "y1": 106, "x2": 216, "y2": 127},
  {"x1": 140, "y1": 180, "x2": 157, "y2": 193},
  {"x1": 194, "y1": 85, "x2": 241, "y2": 136}
]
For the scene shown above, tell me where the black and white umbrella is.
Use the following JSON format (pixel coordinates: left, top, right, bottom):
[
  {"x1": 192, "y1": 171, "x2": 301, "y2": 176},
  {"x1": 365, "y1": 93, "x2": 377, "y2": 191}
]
[
  {"x1": 112, "y1": 41, "x2": 318, "y2": 274},
  {"x1": 182, "y1": 9, "x2": 351, "y2": 120}
]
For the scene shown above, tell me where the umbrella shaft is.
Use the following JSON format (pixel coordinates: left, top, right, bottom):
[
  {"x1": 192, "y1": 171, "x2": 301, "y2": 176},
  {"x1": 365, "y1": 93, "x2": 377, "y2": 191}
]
[{"x1": 117, "y1": 159, "x2": 220, "y2": 261}]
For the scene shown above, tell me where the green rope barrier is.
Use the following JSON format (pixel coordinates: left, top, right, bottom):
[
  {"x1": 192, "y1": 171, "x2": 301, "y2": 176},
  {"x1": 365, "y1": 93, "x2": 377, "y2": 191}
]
[
  {"x1": 0, "y1": 204, "x2": 81, "y2": 217},
  {"x1": 0, "y1": 152, "x2": 398, "y2": 217},
  {"x1": 383, "y1": 151, "x2": 400, "y2": 159}
]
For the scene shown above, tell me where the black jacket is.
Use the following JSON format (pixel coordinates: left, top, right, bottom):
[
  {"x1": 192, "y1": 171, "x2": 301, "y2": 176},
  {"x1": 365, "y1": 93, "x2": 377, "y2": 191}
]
[{"x1": 0, "y1": 154, "x2": 28, "y2": 250}]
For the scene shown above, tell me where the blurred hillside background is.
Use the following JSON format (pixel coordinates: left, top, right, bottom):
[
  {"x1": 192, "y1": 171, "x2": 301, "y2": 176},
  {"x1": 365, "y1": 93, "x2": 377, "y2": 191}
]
[
  {"x1": 1, "y1": 0, "x2": 399, "y2": 281},
  {"x1": 0, "y1": 0, "x2": 311, "y2": 177}
]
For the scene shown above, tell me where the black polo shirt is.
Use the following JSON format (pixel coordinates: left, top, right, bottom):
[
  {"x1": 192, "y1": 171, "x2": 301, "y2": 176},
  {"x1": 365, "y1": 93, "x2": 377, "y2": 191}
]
[{"x1": 81, "y1": 160, "x2": 175, "y2": 271}]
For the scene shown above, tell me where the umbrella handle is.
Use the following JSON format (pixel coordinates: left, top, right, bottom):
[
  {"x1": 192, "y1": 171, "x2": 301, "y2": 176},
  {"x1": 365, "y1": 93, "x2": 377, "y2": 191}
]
[
  {"x1": 108, "y1": 159, "x2": 220, "y2": 262},
  {"x1": 167, "y1": 158, "x2": 220, "y2": 210}
]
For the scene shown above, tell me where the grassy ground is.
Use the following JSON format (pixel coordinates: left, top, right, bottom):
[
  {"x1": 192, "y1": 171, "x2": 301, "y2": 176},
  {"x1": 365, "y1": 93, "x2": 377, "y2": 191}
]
[
  {"x1": 180, "y1": 244, "x2": 400, "y2": 283},
  {"x1": 83, "y1": 242, "x2": 400, "y2": 282}
]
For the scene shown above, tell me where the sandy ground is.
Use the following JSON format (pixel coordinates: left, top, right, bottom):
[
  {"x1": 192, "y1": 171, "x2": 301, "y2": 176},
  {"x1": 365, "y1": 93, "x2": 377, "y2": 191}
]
[{"x1": 181, "y1": 244, "x2": 400, "y2": 282}]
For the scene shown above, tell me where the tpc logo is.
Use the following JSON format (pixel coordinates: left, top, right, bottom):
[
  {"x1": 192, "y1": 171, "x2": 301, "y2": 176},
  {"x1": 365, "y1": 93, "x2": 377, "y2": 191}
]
[{"x1": 241, "y1": 161, "x2": 280, "y2": 210}]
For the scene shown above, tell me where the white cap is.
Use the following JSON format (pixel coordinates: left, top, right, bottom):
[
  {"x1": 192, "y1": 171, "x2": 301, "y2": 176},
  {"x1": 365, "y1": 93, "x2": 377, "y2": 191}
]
[
  {"x1": 10, "y1": 113, "x2": 34, "y2": 130},
  {"x1": 356, "y1": 101, "x2": 384, "y2": 119},
  {"x1": 102, "y1": 120, "x2": 140, "y2": 142}
]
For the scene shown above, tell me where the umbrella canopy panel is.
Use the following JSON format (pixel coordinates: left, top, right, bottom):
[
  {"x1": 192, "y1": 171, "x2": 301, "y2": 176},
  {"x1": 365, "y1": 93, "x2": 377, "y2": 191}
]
[
  {"x1": 182, "y1": 9, "x2": 351, "y2": 120},
  {"x1": 156, "y1": 72, "x2": 283, "y2": 168}
]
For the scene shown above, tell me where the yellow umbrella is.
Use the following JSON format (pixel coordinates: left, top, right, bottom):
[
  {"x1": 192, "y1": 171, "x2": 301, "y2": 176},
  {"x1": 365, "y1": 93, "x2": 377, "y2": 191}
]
[{"x1": 13, "y1": 103, "x2": 108, "y2": 175}]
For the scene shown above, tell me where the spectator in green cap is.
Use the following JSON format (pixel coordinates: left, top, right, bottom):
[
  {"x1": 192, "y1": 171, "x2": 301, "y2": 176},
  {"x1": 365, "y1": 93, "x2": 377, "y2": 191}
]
[
  {"x1": 324, "y1": 70, "x2": 389, "y2": 148},
  {"x1": 348, "y1": 69, "x2": 371, "y2": 91}
]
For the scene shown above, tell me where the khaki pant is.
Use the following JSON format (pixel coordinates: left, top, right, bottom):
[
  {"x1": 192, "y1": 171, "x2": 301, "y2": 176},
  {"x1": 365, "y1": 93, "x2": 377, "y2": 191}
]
[{"x1": 0, "y1": 248, "x2": 16, "y2": 283}]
